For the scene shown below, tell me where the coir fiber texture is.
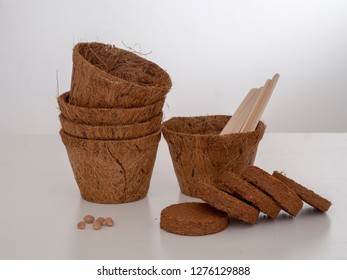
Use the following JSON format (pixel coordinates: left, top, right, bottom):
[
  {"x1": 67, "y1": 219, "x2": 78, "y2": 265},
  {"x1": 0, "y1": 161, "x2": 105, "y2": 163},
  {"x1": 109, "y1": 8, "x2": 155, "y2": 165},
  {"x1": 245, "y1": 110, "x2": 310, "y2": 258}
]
[
  {"x1": 59, "y1": 113, "x2": 162, "y2": 140},
  {"x1": 69, "y1": 42, "x2": 172, "y2": 108},
  {"x1": 60, "y1": 129, "x2": 161, "y2": 204},
  {"x1": 162, "y1": 115, "x2": 266, "y2": 197},
  {"x1": 58, "y1": 92, "x2": 165, "y2": 126}
]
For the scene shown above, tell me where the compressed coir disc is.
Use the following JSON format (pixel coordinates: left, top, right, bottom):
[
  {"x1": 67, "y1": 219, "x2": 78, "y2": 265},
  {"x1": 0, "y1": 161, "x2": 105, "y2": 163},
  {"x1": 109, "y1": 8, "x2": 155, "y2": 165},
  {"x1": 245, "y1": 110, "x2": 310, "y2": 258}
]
[
  {"x1": 272, "y1": 171, "x2": 332, "y2": 212},
  {"x1": 242, "y1": 166, "x2": 303, "y2": 217},
  {"x1": 217, "y1": 171, "x2": 281, "y2": 219},
  {"x1": 160, "y1": 202, "x2": 229, "y2": 236}
]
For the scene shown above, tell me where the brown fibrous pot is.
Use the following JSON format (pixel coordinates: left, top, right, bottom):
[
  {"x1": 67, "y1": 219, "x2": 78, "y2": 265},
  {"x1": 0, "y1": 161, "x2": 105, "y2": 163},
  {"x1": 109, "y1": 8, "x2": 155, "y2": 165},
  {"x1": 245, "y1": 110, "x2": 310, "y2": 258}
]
[
  {"x1": 57, "y1": 92, "x2": 164, "y2": 126},
  {"x1": 60, "y1": 129, "x2": 161, "y2": 204},
  {"x1": 59, "y1": 112, "x2": 162, "y2": 140},
  {"x1": 162, "y1": 115, "x2": 266, "y2": 197},
  {"x1": 69, "y1": 42, "x2": 172, "y2": 108}
]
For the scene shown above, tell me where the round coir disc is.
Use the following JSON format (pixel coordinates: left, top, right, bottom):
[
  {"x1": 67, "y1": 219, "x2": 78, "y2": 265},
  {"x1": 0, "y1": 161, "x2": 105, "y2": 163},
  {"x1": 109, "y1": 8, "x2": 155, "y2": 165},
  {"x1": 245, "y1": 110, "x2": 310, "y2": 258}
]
[{"x1": 160, "y1": 202, "x2": 229, "y2": 236}]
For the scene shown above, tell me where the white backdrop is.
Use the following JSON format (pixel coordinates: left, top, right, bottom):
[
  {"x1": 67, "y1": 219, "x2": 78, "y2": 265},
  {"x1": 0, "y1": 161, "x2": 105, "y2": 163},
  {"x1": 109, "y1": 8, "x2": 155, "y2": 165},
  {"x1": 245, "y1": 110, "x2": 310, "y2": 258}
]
[{"x1": 1, "y1": 0, "x2": 346, "y2": 134}]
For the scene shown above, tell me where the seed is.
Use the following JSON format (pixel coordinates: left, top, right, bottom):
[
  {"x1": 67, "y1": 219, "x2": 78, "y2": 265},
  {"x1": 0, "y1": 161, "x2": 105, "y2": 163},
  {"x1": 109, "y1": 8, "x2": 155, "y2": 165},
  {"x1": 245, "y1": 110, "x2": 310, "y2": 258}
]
[
  {"x1": 96, "y1": 217, "x2": 105, "y2": 225},
  {"x1": 105, "y1": 217, "x2": 114, "y2": 227},
  {"x1": 93, "y1": 220, "x2": 102, "y2": 230},
  {"x1": 83, "y1": 215, "x2": 95, "y2": 224},
  {"x1": 77, "y1": 221, "x2": 85, "y2": 230}
]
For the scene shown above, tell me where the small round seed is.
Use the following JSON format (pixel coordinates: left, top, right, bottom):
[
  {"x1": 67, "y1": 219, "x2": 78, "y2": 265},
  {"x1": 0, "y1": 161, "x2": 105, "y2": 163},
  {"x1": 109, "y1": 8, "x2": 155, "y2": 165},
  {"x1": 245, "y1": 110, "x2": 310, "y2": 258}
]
[
  {"x1": 83, "y1": 215, "x2": 95, "y2": 224},
  {"x1": 105, "y1": 217, "x2": 114, "y2": 227},
  {"x1": 77, "y1": 221, "x2": 85, "y2": 230},
  {"x1": 96, "y1": 217, "x2": 105, "y2": 225},
  {"x1": 93, "y1": 220, "x2": 102, "y2": 230}
]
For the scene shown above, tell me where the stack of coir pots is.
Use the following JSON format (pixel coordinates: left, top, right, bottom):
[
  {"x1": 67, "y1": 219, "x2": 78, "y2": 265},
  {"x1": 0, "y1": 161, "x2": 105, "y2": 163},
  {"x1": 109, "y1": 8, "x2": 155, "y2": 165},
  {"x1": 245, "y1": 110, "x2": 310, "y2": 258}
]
[{"x1": 58, "y1": 42, "x2": 172, "y2": 204}]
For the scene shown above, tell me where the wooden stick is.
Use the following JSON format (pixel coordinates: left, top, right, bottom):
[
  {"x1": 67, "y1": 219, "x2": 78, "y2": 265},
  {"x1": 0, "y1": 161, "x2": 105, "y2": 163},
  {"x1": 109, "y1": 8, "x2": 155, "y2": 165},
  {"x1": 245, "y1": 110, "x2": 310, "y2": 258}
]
[
  {"x1": 220, "y1": 88, "x2": 259, "y2": 135},
  {"x1": 220, "y1": 88, "x2": 261, "y2": 135},
  {"x1": 241, "y1": 74, "x2": 279, "y2": 132},
  {"x1": 240, "y1": 79, "x2": 272, "y2": 132}
]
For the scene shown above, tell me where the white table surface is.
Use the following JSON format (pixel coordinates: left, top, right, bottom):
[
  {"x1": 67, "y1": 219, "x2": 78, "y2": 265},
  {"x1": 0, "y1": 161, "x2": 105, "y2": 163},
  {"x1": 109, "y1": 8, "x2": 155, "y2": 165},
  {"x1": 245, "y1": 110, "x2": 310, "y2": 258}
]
[{"x1": 0, "y1": 133, "x2": 346, "y2": 260}]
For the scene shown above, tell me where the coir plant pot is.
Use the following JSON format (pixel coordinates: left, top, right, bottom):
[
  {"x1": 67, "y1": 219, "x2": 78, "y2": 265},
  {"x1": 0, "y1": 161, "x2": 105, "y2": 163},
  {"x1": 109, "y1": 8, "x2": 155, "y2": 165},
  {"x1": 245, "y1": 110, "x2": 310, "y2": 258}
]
[
  {"x1": 69, "y1": 42, "x2": 172, "y2": 108},
  {"x1": 59, "y1": 112, "x2": 162, "y2": 140},
  {"x1": 58, "y1": 92, "x2": 165, "y2": 126},
  {"x1": 162, "y1": 115, "x2": 266, "y2": 197},
  {"x1": 60, "y1": 129, "x2": 161, "y2": 203}
]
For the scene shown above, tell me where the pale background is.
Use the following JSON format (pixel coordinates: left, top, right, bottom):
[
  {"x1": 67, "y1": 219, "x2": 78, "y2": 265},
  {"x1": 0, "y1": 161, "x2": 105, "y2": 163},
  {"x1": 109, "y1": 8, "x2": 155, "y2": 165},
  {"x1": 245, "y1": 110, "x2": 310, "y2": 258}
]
[
  {"x1": 1, "y1": 0, "x2": 347, "y2": 262},
  {"x1": 0, "y1": 0, "x2": 346, "y2": 135}
]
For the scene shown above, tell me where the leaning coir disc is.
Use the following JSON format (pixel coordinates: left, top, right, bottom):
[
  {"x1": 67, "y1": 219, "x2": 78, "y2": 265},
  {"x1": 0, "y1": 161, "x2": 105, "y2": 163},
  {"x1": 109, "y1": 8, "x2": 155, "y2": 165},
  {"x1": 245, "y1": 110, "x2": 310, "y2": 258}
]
[
  {"x1": 58, "y1": 92, "x2": 165, "y2": 125},
  {"x1": 162, "y1": 115, "x2": 266, "y2": 197},
  {"x1": 59, "y1": 112, "x2": 162, "y2": 140},
  {"x1": 60, "y1": 129, "x2": 161, "y2": 204},
  {"x1": 69, "y1": 42, "x2": 172, "y2": 108}
]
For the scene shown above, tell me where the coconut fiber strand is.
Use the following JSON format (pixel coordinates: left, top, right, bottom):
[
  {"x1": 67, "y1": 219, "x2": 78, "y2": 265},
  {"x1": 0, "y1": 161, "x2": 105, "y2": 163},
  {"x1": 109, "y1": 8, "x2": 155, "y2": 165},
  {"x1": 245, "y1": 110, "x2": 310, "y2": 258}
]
[
  {"x1": 58, "y1": 92, "x2": 165, "y2": 126},
  {"x1": 69, "y1": 42, "x2": 172, "y2": 108},
  {"x1": 60, "y1": 130, "x2": 161, "y2": 204},
  {"x1": 162, "y1": 115, "x2": 266, "y2": 197},
  {"x1": 59, "y1": 113, "x2": 162, "y2": 140}
]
